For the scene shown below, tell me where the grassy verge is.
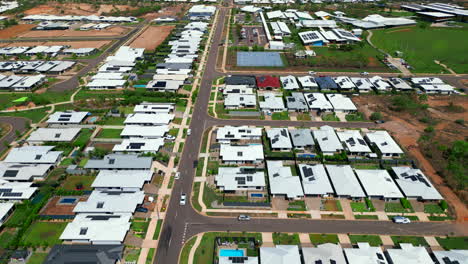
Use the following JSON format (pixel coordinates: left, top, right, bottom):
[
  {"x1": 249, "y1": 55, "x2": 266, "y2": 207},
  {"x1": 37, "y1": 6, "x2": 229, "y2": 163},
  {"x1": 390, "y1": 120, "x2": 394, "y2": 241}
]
[
  {"x1": 436, "y1": 237, "x2": 468, "y2": 250},
  {"x1": 391, "y1": 236, "x2": 428, "y2": 247},
  {"x1": 272, "y1": 233, "x2": 300, "y2": 245},
  {"x1": 153, "y1": 219, "x2": 163, "y2": 240},
  {"x1": 309, "y1": 234, "x2": 339, "y2": 245},
  {"x1": 96, "y1": 128, "x2": 122, "y2": 138},
  {"x1": 349, "y1": 235, "x2": 383, "y2": 246}
]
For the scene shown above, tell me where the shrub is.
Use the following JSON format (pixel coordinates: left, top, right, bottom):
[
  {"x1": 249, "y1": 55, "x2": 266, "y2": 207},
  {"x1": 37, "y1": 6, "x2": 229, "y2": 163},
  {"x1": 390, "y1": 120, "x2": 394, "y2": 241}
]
[
  {"x1": 400, "y1": 198, "x2": 411, "y2": 209},
  {"x1": 440, "y1": 200, "x2": 448, "y2": 211},
  {"x1": 370, "y1": 112, "x2": 383, "y2": 121}
]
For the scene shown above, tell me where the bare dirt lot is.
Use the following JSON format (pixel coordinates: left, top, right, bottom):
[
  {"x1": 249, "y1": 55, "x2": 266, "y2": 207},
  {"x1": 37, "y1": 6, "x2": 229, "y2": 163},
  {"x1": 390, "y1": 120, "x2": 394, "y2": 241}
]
[
  {"x1": 24, "y1": 3, "x2": 136, "y2": 16},
  {"x1": 129, "y1": 25, "x2": 174, "y2": 50},
  {"x1": 0, "y1": 24, "x2": 36, "y2": 39},
  {"x1": 142, "y1": 5, "x2": 189, "y2": 20},
  {"x1": 1, "y1": 40, "x2": 111, "y2": 49},
  {"x1": 353, "y1": 94, "x2": 468, "y2": 221},
  {"x1": 18, "y1": 26, "x2": 130, "y2": 38}
]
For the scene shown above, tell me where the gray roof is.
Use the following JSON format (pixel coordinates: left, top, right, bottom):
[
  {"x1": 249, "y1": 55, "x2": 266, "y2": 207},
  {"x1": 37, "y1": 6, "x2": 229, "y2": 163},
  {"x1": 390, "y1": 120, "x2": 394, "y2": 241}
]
[
  {"x1": 298, "y1": 164, "x2": 334, "y2": 196},
  {"x1": 289, "y1": 129, "x2": 314, "y2": 147},
  {"x1": 84, "y1": 154, "x2": 152, "y2": 170},
  {"x1": 0, "y1": 162, "x2": 52, "y2": 181},
  {"x1": 27, "y1": 128, "x2": 81, "y2": 142},
  {"x1": 286, "y1": 93, "x2": 308, "y2": 111},
  {"x1": 47, "y1": 111, "x2": 89, "y2": 124},
  {"x1": 302, "y1": 244, "x2": 346, "y2": 264},
  {"x1": 4, "y1": 146, "x2": 62, "y2": 164},
  {"x1": 92, "y1": 170, "x2": 153, "y2": 190},
  {"x1": 225, "y1": 75, "x2": 256, "y2": 86},
  {"x1": 44, "y1": 245, "x2": 124, "y2": 264},
  {"x1": 267, "y1": 128, "x2": 292, "y2": 149},
  {"x1": 391, "y1": 167, "x2": 443, "y2": 200},
  {"x1": 73, "y1": 190, "x2": 145, "y2": 214},
  {"x1": 215, "y1": 167, "x2": 266, "y2": 191},
  {"x1": 433, "y1": 250, "x2": 468, "y2": 264}
]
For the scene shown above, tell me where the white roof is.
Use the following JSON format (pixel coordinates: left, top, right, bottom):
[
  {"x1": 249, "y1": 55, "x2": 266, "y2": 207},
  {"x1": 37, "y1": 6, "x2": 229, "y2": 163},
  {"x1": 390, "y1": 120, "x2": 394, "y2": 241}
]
[
  {"x1": 301, "y1": 20, "x2": 337, "y2": 28},
  {"x1": 109, "y1": 46, "x2": 144, "y2": 62},
  {"x1": 433, "y1": 250, "x2": 468, "y2": 264},
  {"x1": 188, "y1": 5, "x2": 216, "y2": 14},
  {"x1": 92, "y1": 72, "x2": 124, "y2": 80},
  {"x1": 220, "y1": 257, "x2": 258, "y2": 264},
  {"x1": 351, "y1": 77, "x2": 374, "y2": 90},
  {"x1": 369, "y1": 76, "x2": 391, "y2": 90},
  {"x1": 315, "y1": 11, "x2": 332, "y2": 17},
  {"x1": 302, "y1": 244, "x2": 346, "y2": 264},
  {"x1": 271, "y1": 21, "x2": 291, "y2": 35},
  {"x1": 326, "y1": 94, "x2": 357, "y2": 111},
  {"x1": 362, "y1": 14, "x2": 416, "y2": 27},
  {"x1": 4, "y1": 146, "x2": 62, "y2": 164},
  {"x1": 267, "y1": 128, "x2": 292, "y2": 149},
  {"x1": 92, "y1": 170, "x2": 152, "y2": 190},
  {"x1": 73, "y1": 190, "x2": 145, "y2": 214},
  {"x1": 355, "y1": 169, "x2": 404, "y2": 199},
  {"x1": 0, "y1": 180, "x2": 37, "y2": 200},
  {"x1": 365, "y1": 131, "x2": 403, "y2": 155},
  {"x1": 146, "y1": 80, "x2": 183, "y2": 91},
  {"x1": 411, "y1": 77, "x2": 444, "y2": 85},
  {"x1": 266, "y1": 10, "x2": 285, "y2": 19},
  {"x1": 60, "y1": 213, "x2": 131, "y2": 243},
  {"x1": 295, "y1": 11, "x2": 313, "y2": 20},
  {"x1": 0, "y1": 202, "x2": 14, "y2": 225},
  {"x1": 11, "y1": 74, "x2": 45, "y2": 89},
  {"x1": 337, "y1": 130, "x2": 371, "y2": 153},
  {"x1": 267, "y1": 161, "x2": 304, "y2": 199},
  {"x1": 260, "y1": 245, "x2": 301, "y2": 264},
  {"x1": 27, "y1": 128, "x2": 81, "y2": 142},
  {"x1": 260, "y1": 93, "x2": 285, "y2": 111},
  {"x1": 313, "y1": 126, "x2": 343, "y2": 153},
  {"x1": 133, "y1": 103, "x2": 174, "y2": 114},
  {"x1": 224, "y1": 94, "x2": 257, "y2": 108},
  {"x1": 333, "y1": 76, "x2": 356, "y2": 89},
  {"x1": 47, "y1": 111, "x2": 89, "y2": 124},
  {"x1": 0, "y1": 163, "x2": 52, "y2": 181},
  {"x1": 25, "y1": 46, "x2": 49, "y2": 54},
  {"x1": 298, "y1": 30, "x2": 328, "y2": 44},
  {"x1": 298, "y1": 164, "x2": 334, "y2": 196},
  {"x1": 124, "y1": 113, "x2": 174, "y2": 125},
  {"x1": 420, "y1": 84, "x2": 455, "y2": 93},
  {"x1": 0, "y1": 75, "x2": 24, "y2": 88},
  {"x1": 63, "y1": 48, "x2": 96, "y2": 54},
  {"x1": 388, "y1": 78, "x2": 412, "y2": 90},
  {"x1": 280, "y1": 75, "x2": 299, "y2": 90},
  {"x1": 387, "y1": 244, "x2": 433, "y2": 264},
  {"x1": 344, "y1": 243, "x2": 388, "y2": 264},
  {"x1": 216, "y1": 126, "x2": 262, "y2": 142},
  {"x1": 113, "y1": 138, "x2": 164, "y2": 153},
  {"x1": 392, "y1": 167, "x2": 443, "y2": 200},
  {"x1": 215, "y1": 167, "x2": 266, "y2": 191},
  {"x1": 332, "y1": 29, "x2": 361, "y2": 42},
  {"x1": 220, "y1": 145, "x2": 264, "y2": 162},
  {"x1": 304, "y1": 93, "x2": 333, "y2": 110},
  {"x1": 297, "y1": 76, "x2": 318, "y2": 88},
  {"x1": 326, "y1": 165, "x2": 365, "y2": 198},
  {"x1": 121, "y1": 125, "x2": 169, "y2": 138},
  {"x1": 153, "y1": 74, "x2": 188, "y2": 81},
  {"x1": 240, "y1": 5, "x2": 262, "y2": 13}
]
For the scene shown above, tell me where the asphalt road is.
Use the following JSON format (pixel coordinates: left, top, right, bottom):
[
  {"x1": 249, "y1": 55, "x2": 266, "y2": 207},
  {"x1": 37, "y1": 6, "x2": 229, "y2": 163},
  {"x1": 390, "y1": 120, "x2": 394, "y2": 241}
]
[
  {"x1": 0, "y1": 117, "x2": 29, "y2": 154},
  {"x1": 153, "y1": 6, "x2": 468, "y2": 264}
]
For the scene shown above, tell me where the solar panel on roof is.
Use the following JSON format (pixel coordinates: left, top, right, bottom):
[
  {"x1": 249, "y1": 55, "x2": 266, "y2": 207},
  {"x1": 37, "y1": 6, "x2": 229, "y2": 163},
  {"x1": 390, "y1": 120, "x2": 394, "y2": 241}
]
[
  {"x1": 0, "y1": 188, "x2": 13, "y2": 192},
  {"x1": 247, "y1": 176, "x2": 253, "y2": 182},
  {"x1": 3, "y1": 170, "x2": 18, "y2": 177},
  {"x1": 3, "y1": 192, "x2": 23, "y2": 197}
]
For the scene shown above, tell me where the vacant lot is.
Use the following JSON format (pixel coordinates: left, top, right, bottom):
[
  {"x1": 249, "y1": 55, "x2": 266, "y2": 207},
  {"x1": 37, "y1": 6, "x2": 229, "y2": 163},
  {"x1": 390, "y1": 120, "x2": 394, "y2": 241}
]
[
  {"x1": 129, "y1": 25, "x2": 174, "y2": 50},
  {"x1": 18, "y1": 26, "x2": 130, "y2": 38},
  {"x1": 24, "y1": 3, "x2": 135, "y2": 16},
  {"x1": 21, "y1": 221, "x2": 67, "y2": 246},
  {"x1": 143, "y1": 5, "x2": 189, "y2": 20},
  {"x1": 0, "y1": 24, "x2": 36, "y2": 39},
  {"x1": 371, "y1": 26, "x2": 468, "y2": 73},
  {"x1": 2, "y1": 40, "x2": 111, "y2": 49}
]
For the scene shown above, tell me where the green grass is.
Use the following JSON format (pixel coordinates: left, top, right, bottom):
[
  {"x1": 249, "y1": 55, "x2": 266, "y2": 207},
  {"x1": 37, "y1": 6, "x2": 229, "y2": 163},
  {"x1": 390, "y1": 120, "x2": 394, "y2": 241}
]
[
  {"x1": 27, "y1": 253, "x2": 49, "y2": 264},
  {"x1": 345, "y1": 112, "x2": 366, "y2": 122},
  {"x1": 125, "y1": 248, "x2": 141, "y2": 262},
  {"x1": 192, "y1": 182, "x2": 202, "y2": 212},
  {"x1": 118, "y1": 106, "x2": 134, "y2": 115},
  {"x1": 180, "y1": 236, "x2": 197, "y2": 264},
  {"x1": 296, "y1": 113, "x2": 311, "y2": 121},
  {"x1": 169, "y1": 128, "x2": 179, "y2": 137},
  {"x1": 272, "y1": 233, "x2": 300, "y2": 245},
  {"x1": 354, "y1": 214, "x2": 379, "y2": 220},
  {"x1": 78, "y1": 158, "x2": 88, "y2": 167},
  {"x1": 131, "y1": 220, "x2": 150, "y2": 234},
  {"x1": 0, "y1": 107, "x2": 50, "y2": 123},
  {"x1": 371, "y1": 26, "x2": 468, "y2": 73},
  {"x1": 349, "y1": 235, "x2": 383, "y2": 246},
  {"x1": 73, "y1": 128, "x2": 93, "y2": 148},
  {"x1": 98, "y1": 116, "x2": 125, "y2": 125},
  {"x1": 385, "y1": 202, "x2": 413, "y2": 213},
  {"x1": 424, "y1": 204, "x2": 445, "y2": 214},
  {"x1": 391, "y1": 236, "x2": 428, "y2": 247},
  {"x1": 350, "y1": 201, "x2": 374, "y2": 212},
  {"x1": 287, "y1": 200, "x2": 307, "y2": 211},
  {"x1": 96, "y1": 128, "x2": 122, "y2": 138},
  {"x1": 146, "y1": 248, "x2": 155, "y2": 264},
  {"x1": 428, "y1": 215, "x2": 453, "y2": 221},
  {"x1": 60, "y1": 158, "x2": 73, "y2": 166},
  {"x1": 271, "y1": 111, "x2": 289, "y2": 120},
  {"x1": 153, "y1": 219, "x2": 163, "y2": 240},
  {"x1": 178, "y1": 142, "x2": 184, "y2": 153},
  {"x1": 202, "y1": 183, "x2": 222, "y2": 209},
  {"x1": 0, "y1": 230, "x2": 15, "y2": 248},
  {"x1": 5, "y1": 205, "x2": 33, "y2": 226},
  {"x1": 322, "y1": 113, "x2": 340, "y2": 121},
  {"x1": 60, "y1": 175, "x2": 96, "y2": 191},
  {"x1": 309, "y1": 234, "x2": 339, "y2": 245},
  {"x1": 21, "y1": 221, "x2": 67, "y2": 246},
  {"x1": 436, "y1": 237, "x2": 468, "y2": 250},
  {"x1": 195, "y1": 157, "x2": 205, "y2": 176}
]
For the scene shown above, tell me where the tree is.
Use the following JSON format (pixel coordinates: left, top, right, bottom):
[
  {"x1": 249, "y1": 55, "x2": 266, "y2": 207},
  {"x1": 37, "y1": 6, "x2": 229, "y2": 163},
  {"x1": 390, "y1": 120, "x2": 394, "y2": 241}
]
[
  {"x1": 370, "y1": 112, "x2": 383, "y2": 121},
  {"x1": 439, "y1": 200, "x2": 448, "y2": 211}
]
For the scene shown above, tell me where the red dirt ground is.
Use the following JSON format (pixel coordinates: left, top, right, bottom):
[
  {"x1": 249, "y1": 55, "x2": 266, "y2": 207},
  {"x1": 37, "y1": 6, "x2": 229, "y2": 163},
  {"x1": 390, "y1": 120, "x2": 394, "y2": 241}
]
[
  {"x1": 129, "y1": 25, "x2": 174, "y2": 50},
  {"x1": 18, "y1": 26, "x2": 129, "y2": 38},
  {"x1": 0, "y1": 24, "x2": 36, "y2": 39},
  {"x1": 142, "y1": 5, "x2": 189, "y2": 20},
  {"x1": 24, "y1": 3, "x2": 135, "y2": 16},
  {"x1": 2, "y1": 40, "x2": 111, "y2": 49}
]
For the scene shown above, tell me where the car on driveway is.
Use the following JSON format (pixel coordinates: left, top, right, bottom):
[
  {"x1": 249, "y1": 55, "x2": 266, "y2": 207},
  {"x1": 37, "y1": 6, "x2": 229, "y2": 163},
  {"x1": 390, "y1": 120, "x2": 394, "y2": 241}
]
[
  {"x1": 392, "y1": 216, "x2": 411, "y2": 224},
  {"x1": 238, "y1": 215, "x2": 251, "y2": 221},
  {"x1": 136, "y1": 207, "x2": 148, "y2": 213},
  {"x1": 180, "y1": 193, "x2": 187, "y2": 205}
]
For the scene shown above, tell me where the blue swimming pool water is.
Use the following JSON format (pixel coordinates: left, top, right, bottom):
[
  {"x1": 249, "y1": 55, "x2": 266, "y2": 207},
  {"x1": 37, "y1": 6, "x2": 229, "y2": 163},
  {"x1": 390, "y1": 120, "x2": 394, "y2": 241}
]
[
  {"x1": 250, "y1": 193, "x2": 263, "y2": 198},
  {"x1": 60, "y1": 198, "x2": 77, "y2": 204},
  {"x1": 88, "y1": 117, "x2": 98, "y2": 123},
  {"x1": 133, "y1": 85, "x2": 147, "y2": 88},
  {"x1": 219, "y1": 249, "x2": 244, "y2": 257}
]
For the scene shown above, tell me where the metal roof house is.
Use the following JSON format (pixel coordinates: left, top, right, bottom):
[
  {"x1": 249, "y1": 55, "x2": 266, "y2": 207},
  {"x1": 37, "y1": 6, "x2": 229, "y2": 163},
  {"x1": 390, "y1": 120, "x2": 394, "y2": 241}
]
[
  {"x1": 113, "y1": 138, "x2": 164, "y2": 154},
  {"x1": 27, "y1": 128, "x2": 81, "y2": 144},
  {"x1": 215, "y1": 167, "x2": 266, "y2": 192},
  {"x1": 220, "y1": 144, "x2": 264, "y2": 165},
  {"x1": 365, "y1": 131, "x2": 403, "y2": 158},
  {"x1": 289, "y1": 129, "x2": 314, "y2": 149},
  {"x1": 386, "y1": 244, "x2": 433, "y2": 264},
  {"x1": 120, "y1": 125, "x2": 169, "y2": 139},
  {"x1": 260, "y1": 245, "x2": 301, "y2": 264},
  {"x1": 0, "y1": 163, "x2": 52, "y2": 182},
  {"x1": 259, "y1": 93, "x2": 285, "y2": 112},
  {"x1": 304, "y1": 93, "x2": 333, "y2": 112},
  {"x1": 267, "y1": 161, "x2": 304, "y2": 199},
  {"x1": 84, "y1": 154, "x2": 152, "y2": 170},
  {"x1": 44, "y1": 244, "x2": 124, "y2": 264},
  {"x1": 92, "y1": 170, "x2": 152, "y2": 191},
  {"x1": 387, "y1": 78, "x2": 413, "y2": 91},
  {"x1": 326, "y1": 165, "x2": 366, "y2": 199},
  {"x1": 344, "y1": 243, "x2": 389, "y2": 264},
  {"x1": 280, "y1": 75, "x2": 300, "y2": 90},
  {"x1": 133, "y1": 103, "x2": 174, "y2": 114},
  {"x1": 391, "y1": 167, "x2": 443, "y2": 201},
  {"x1": 224, "y1": 94, "x2": 257, "y2": 109},
  {"x1": 333, "y1": 76, "x2": 356, "y2": 91},
  {"x1": 47, "y1": 111, "x2": 89, "y2": 125},
  {"x1": 267, "y1": 128, "x2": 293, "y2": 151},
  {"x1": 0, "y1": 202, "x2": 14, "y2": 227},
  {"x1": 216, "y1": 126, "x2": 262, "y2": 144},
  {"x1": 313, "y1": 126, "x2": 343, "y2": 155},
  {"x1": 433, "y1": 250, "x2": 468, "y2": 264},
  {"x1": 297, "y1": 76, "x2": 319, "y2": 90},
  {"x1": 355, "y1": 169, "x2": 404, "y2": 200},
  {"x1": 225, "y1": 75, "x2": 257, "y2": 87},
  {"x1": 286, "y1": 93, "x2": 309, "y2": 112},
  {"x1": 73, "y1": 190, "x2": 145, "y2": 214},
  {"x1": 298, "y1": 164, "x2": 334, "y2": 197},
  {"x1": 336, "y1": 130, "x2": 372, "y2": 156},
  {"x1": 351, "y1": 77, "x2": 374, "y2": 93},
  {"x1": 4, "y1": 146, "x2": 62, "y2": 165},
  {"x1": 124, "y1": 113, "x2": 174, "y2": 126},
  {"x1": 302, "y1": 243, "x2": 346, "y2": 264},
  {"x1": 60, "y1": 213, "x2": 131, "y2": 245},
  {"x1": 0, "y1": 180, "x2": 38, "y2": 201},
  {"x1": 256, "y1": 75, "x2": 281, "y2": 90},
  {"x1": 326, "y1": 94, "x2": 357, "y2": 113}
]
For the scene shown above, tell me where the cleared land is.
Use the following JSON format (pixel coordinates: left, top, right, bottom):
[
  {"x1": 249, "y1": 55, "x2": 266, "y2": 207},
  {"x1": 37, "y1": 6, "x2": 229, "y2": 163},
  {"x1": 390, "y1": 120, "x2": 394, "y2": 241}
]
[
  {"x1": 129, "y1": 25, "x2": 174, "y2": 50},
  {"x1": 371, "y1": 26, "x2": 468, "y2": 73},
  {"x1": 18, "y1": 26, "x2": 130, "y2": 38},
  {"x1": 143, "y1": 5, "x2": 189, "y2": 20},
  {"x1": 0, "y1": 24, "x2": 36, "y2": 39},
  {"x1": 24, "y1": 3, "x2": 136, "y2": 16},
  {"x1": 0, "y1": 40, "x2": 111, "y2": 49}
]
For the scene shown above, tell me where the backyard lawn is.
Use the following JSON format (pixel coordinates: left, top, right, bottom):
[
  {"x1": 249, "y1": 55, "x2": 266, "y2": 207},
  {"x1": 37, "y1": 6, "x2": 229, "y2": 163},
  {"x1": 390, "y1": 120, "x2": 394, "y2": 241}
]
[
  {"x1": 98, "y1": 116, "x2": 125, "y2": 125},
  {"x1": 271, "y1": 111, "x2": 289, "y2": 120},
  {"x1": 21, "y1": 221, "x2": 67, "y2": 246},
  {"x1": 60, "y1": 175, "x2": 96, "y2": 191},
  {"x1": 27, "y1": 253, "x2": 49, "y2": 264},
  {"x1": 96, "y1": 128, "x2": 123, "y2": 138},
  {"x1": 349, "y1": 235, "x2": 382, "y2": 246},
  {"x1": 309, "y1": 234, "x2": 339, "y2": 245},
  {"x1": 371, "y1": 26, "x2": 468, "y2": 73},
  {"x1": 436, "y1": 237, "x2": 468, "y2": 250}
]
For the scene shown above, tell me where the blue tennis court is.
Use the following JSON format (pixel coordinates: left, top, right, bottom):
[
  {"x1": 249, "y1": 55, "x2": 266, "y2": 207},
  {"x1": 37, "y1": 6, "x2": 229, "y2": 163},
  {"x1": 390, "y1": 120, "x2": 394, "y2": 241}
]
[{"x1": 237, "y1": 52, "x2": 284, "y2": 67}]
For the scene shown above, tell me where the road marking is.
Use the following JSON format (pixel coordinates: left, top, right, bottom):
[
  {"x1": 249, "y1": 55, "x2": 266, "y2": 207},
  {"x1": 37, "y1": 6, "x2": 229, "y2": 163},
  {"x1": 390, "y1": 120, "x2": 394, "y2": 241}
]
[{"x1": 181, "y1": 222, "x2": 189, "y2": 245}]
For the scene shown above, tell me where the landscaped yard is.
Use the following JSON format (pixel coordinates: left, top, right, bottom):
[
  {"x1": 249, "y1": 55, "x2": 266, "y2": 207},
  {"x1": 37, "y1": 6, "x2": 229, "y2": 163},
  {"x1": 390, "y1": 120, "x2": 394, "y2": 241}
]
[
  {"x1": 371, "y1": 26, "x2": 468, "y2": 73},
  {"x1": 27, "y1": 253, "x2": 49, "y2": 264},
  {"x1": 72, "y1": 128, "x2": 94, "y2": 149},
  {"x1": 131, "y1": 219, "x2": 150, "y2": 238},
  {"x1": 124, "y1": 248, "x2": 141, "y2": 262},
  {"x1": 271, "y1": 111, "x2": 289, "y2": 120},
  {"x1": 349, "y1": 235, "x2": 382, "y2": 246},
  {"x1": 309, "y1": 234, "x2": 339, "y2": 245},
  {"x1": 424, "y1": 203, "x2": 445, "y2": 214},
  {"x1": 21, "y1": 221, "x2": 67, "y2": 246},
  {"x1": 96, "y1": 128, "x2": 123, "y2": 138},
  {"x1": 287, "y1": 200, "x2": 307, "y2": 211},
  {"x1": 97, "y1": 116, "x2": 125, "y2": 125},
  {"x1": 391, "y1": 236, "x2": 428, "y2": 247},
  {"x1": 354, "y1": 214, "x2": 379, "y2": 220},
  {"x1": 296, "y1": 113, "x2": 311, "y2": 121},
  {"x1": 345, "y1": 112, "x2": 366, "y2": 122},
  {"x1": 321, "y1": 200, "x2": 342, "y2": 211},
  {"x1": 272, "y1": 233, "x2": 300, "y2": 245},
  {"x1": 60, "y1": 175, "x2": 96, "y2": 191},
  {"x1": 436, "y1": 237, "x2": 468, "y2": 250},
  {"x1": 350, "y1": 201, "x2": 374, "y2": 212},
  {"x1": 385, "y1": 201, "x2": 413, "y2": 213},
  {"x1": 322, "y1": 113, "x2": 339, "y2": 121}
]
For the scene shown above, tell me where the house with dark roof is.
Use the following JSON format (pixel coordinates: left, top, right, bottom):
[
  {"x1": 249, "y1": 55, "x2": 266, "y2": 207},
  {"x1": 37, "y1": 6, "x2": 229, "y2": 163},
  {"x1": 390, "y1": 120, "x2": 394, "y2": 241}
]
[
  {"x1": 44, "y1": 245, "x2": 124, "y2": 264},
  {"x1": 256, "y1": 75, "x2": 281, "y2": 90},
  {"x1": 225, "y1": 75, "x2": 257, "y2": 87},
  {"x1": 315, "y1": 77, "x2": 339, "y2": 91},
  {"x1": 286, "y1": 92, "x2": 308, "y2": 112}
]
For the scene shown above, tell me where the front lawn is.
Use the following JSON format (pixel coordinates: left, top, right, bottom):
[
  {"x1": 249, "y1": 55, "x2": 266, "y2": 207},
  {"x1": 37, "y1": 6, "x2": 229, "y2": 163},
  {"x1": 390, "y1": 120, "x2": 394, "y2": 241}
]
[
  {"x1": 321, "y1": 200, "x2": 342, "y2": 211},
  {"x1": 296, "y1": 113, "x2": 311, "y2": 121},
  {"x1": 272, "y1": 233, "x2": 300, "y2": 245},
  {"x1": 391, "y1": 236, "x2": 428, "y2": 247},
  {"x1": 131, "y1": 220, "x2": 150, "y2": 238},
  {"x1": 287, "y1": 200, "x2": 307, "y2": 211},
  {"x1": 0, "y1": 107, "x2": 50, "y2": 123},
  {"x1": 96, "y1": 128, "x2": 122, "y2": 138},
  {"x1": 21, "y1": 221, "x2": 67, "y2": 246},
  {"x1": 350, "y1": 201, "x2": 374, "y2": 212},
  {"x1": 349, "y1": 235, "x2": 382, "y2": 246},
  {"x1": 309, "y1": 234, "x2": 339, "y2": 245},
  {"x1": 345, "y1": 112, "x2": 366, "y2": 122},
  {"x1": 271, "y1": 111, "x2": 289, "y2": 120},
  {"x1": 27, "y1": 253, "x2": 48, "y2": 264},
  {"x1": 436, "y1": 237, "x2": 468, "y2": 250},
  {"x1": 385, "y1": 201, "x2": 413, "y2": 213},
  {"x1": 424, "y1": 204, "x2": 445, "y2": 214},
  {"x1": 322, "y1": 113, "x2": 339, "y2": 121},
  {"x1": 354, "y1": 214, "x2": 379, "y2": 220}
]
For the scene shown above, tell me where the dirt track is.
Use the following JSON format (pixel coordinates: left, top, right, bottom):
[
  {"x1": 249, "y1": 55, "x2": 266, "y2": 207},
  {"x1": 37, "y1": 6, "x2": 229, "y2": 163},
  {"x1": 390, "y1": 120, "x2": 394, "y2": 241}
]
[
  {"x1": 129, "y1": 25, "x2": 174, "y2": 50},
  {"x1": 0, "y1": 24, "x2": 36, "y2": 39},
  {"x1": 0, "y1": 40, "x2": 111, "y2": 49}
]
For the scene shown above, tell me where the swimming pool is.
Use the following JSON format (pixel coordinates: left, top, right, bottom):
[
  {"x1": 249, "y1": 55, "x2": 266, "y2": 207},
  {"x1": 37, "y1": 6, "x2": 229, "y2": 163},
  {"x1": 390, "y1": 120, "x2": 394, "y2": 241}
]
[
  {"x1": 59, "y1": 198, "x2": 77, "y2": 204},
  {"x1": 250, "y1": 193, "x2": 263, "y2": 198},
  {"x1": 219, "y1": 249, "x2": 244, "y2": 257}
]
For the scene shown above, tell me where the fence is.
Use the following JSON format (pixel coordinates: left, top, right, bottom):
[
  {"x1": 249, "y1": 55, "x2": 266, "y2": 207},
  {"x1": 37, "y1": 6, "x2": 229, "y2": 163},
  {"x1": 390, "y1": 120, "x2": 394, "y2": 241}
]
[{"x1": 223, "y1": 202, "x2": 270, "y2": 207}]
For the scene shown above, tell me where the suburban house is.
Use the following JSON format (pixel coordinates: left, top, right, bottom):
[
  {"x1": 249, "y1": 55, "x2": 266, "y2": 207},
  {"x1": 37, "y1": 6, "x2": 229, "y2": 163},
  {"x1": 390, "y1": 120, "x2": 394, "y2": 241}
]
[
  {"x1": 354, "y1": 169, "x2": 404, "y2": 200},
  {"x1": 259, "y1": 93, "x2": 285, "y2": 112},
  {"x1": 87, "y1": 79, "x2": 126, "y2": 90},
  {"x1": 120, "y1": 125, "x2": 169, "y2": 139},
  {"x1": 411, "y1": 77, "x2": 455, "y2": 94},
  {"x1": 351, "y1": 77, "x2": 374, "y2": 93},
  {"x1": 365, "y1": 131, "x2": 404, "y2": 158},
  {"x1": 112, "y1": 138, "x2": 164, "y2": 153},
  {"x1": 46, "y1": 111, "x2": 89, "y2": 125},
  {"x1": 391, "y1": 167, "x2": 443, "y2": 201},
  {"x1": 0, "y1": 180, "x2": 38, "y2": 201},
  {"x1": 4, "y1": 146, "x2": 62, "y2": 165},
  {"x1": 315, "y1": 77, "x2": 338, "y2": 91},
  {"x1": 289, "y1": 129, "x2": 314, "y2": 149},
  {"x1": 225, "y1": 75, "x2": 257, "y2": 87},
  {"x1": 44, "y1": 245, "x2": 124, "y2": 264},
  {"x1": 304, "y1": 93, "x2": 333, "y2": 112},
  {"x1": 326, "y1": 94, "x2": 357, "y2": 113},
  {"x1": 256, "y1": 75, "x2": 281, "y2": 90},
  {"x1": 325, "y1": 165, "x2": 366, "y2": 199},
  {"x1": 133, "y1": 103, "x2": 174, "y2": 114},
  {"x1": 333, "y1": 76, "x2": 356, "y2": 91},
  {"x1": 124, "y1": 113, "x2": 174, "y2": 126},
  {"x1": 216, "y1": 126, "x2": 262, "y2": 144},
  {"x1": 73, "y1": 190, "x2": 145, "y2": 214},
  {"x1": 298, "y1": 164, "x2": 334, "y2": 197},
  {"x1": 267, "y1": 128, "x2": 293, "y2": 151},
  {"x1": 146, "y1": 80, "x2": 183, "y2": 92},
  {"x1": 224, "y1": 94, "x2": 257, "y2": 109},
  {"x1": 223, "y1": 85, "x2": 255, "y2": 96},
  {"x1": 344, "y1": 243, "x2": 389, "y2": 264},
  {"x1": 84, "y1": 154, "x2": 152, "y2": 170},
  {"x1": 0, "y1": 202, "x2": 14, "y2": 227},
  {"x1": 369, "y1": 76, "x2": 392, "y2": 91},
  {"x1": 286, "y1": 93, "x2": 309, "y2": 112},
  {"x1": 297, "y1": 76, "x2": 319, "y2": 90},
  {"x1": 27, "y1": 128, "x2": 81, "y2": 144},
  {"x1": 91, "y1": 170, "x2": 153, "y2": 191},
  {"x1": 0, "y1": 163, "x2": 52, "y2": 182},
  {"x1": 388, "y1": 78, "x2": 413, "y2": 91},
  {"x1": 387, "y1": 244, "x2": 434, "y2": 264},
  {"x1": 215, "y1": 167, "x2": 266, "y2": 192},
  {"x1": 302, "y1": 244, "x2": 346, "y2": 264},
  {"x1": 260, "y1": 245, "x2": 301, "y2": 264},
  {"x1": 312, "y1": 126, "x2": 343, "y2": 155},
  {"x1": 280, "y1": 75, "x2": 300, "y2": 90},
  {"x1": 60, "y1": 213, "x2": 131, "y2": 245},
  {"x1": 433, "y1": 250, "x2": 468, "y2": 264},
  {"x1": 267, "y1": 161, "x2": 304, "y2": 200},
  {"x1": 336, "y1": 130, "x2": 372, "y2": 156},
  {"x1": 219, "y1": 144, "x2": 264, "y2": 165}
]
